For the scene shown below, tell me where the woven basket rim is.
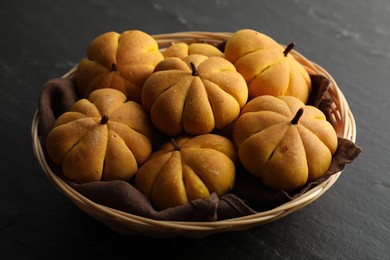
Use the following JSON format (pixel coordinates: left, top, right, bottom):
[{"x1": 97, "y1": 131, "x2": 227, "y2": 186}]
[{"x1": 31, "y1": 31, "x2": 357, "y2": 237}]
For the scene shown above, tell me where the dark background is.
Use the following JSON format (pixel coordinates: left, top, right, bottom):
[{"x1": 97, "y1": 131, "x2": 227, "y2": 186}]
[{"x1": 1, "y1": 0, "x2": 388, "y2": 259}]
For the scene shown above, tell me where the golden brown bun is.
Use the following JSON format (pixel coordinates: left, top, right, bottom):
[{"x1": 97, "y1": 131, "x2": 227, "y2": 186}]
[
  {"x1": 224, "y1": 29, "x2": 311, "y2": 102},
  {"x1": 141, "y1": 54, "x2": 248, "y2": 136},
  {"x1": 46, "y1": 88, "x2": 154, "y2": 184},
  {"x1": 233, "y1": 95, "x2": 338, "y2": 191},
  {"x1": 74, "y1": 30, "x2": 164, "y2": 102},
  {"x1": 162, "y1": 42, "x2": 224, "y2": 59},
  {"x1": 134, "y1": 134, "x2": 237, "y2": 210}
]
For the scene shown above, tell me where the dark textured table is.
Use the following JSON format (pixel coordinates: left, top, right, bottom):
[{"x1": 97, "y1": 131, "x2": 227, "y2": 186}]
[{"x1": 1, "y1": 0, "x2": 388, "y2": 259}]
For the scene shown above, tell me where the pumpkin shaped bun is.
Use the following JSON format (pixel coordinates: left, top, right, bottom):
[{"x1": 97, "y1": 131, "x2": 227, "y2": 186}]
[
  {"x1": 141, "y1": 54, "x2": 248, "y2": 136},
  {"x1": 134, "y1": 134, "x2": 237, "y2": 210},
  {"x1": 162, "y1": 42, "x2": 224, "y2": 59},
  {"x1": 233, "y1": 95, "x2": 338, "y2": 191},
  {"x1": 224, "y1": 29, "x2": 311, "y2": 102},
  {"x1": 46, "y1": 88, "x2": 154, "y2": 184},
  {"x1": 74, "y1": 30, "x2": 164, "y2": 102}
]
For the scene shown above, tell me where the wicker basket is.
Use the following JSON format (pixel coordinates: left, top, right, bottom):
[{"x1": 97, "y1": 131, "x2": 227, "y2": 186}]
[{"x1": 31, "y1": 31, "x2": 357, "y2": 238}]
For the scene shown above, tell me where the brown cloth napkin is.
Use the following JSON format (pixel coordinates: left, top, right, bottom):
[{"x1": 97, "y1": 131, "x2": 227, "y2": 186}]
[{"x1": 37, "y1": 75, "x2": 362, "y2": 221}]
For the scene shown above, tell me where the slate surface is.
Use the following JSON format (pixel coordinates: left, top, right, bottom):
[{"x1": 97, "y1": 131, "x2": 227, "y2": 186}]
[{"x1": 0, "y1": 0, "x2": 388, "y2": 259}]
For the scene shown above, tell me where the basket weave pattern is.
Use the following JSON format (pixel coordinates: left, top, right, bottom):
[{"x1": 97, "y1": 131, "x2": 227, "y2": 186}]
[{"x1": 32, "y1": 32, "x2": 356, "y2": 238}]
